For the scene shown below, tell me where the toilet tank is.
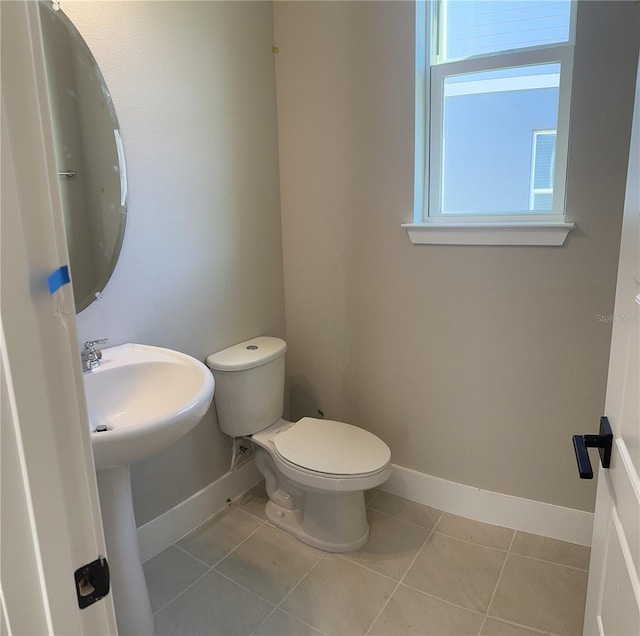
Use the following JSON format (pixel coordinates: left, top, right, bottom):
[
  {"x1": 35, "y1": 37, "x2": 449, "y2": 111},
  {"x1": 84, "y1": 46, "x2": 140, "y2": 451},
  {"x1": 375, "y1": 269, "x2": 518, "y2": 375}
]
[{"x1": 206, "y1": 336, "x2": 287, "y2": 437}]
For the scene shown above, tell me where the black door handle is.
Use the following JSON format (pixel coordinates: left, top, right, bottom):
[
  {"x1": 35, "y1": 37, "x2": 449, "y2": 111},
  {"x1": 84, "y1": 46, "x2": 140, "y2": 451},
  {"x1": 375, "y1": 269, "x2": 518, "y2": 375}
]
[{"x1": 572, "y1": 416, "x2": 613, "y2": 479}]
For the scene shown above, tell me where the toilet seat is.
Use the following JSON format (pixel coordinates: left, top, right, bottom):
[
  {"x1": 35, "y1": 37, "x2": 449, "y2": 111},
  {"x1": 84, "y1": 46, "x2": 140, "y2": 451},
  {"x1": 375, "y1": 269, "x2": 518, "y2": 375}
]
[{"x1": 273, "y1": 417, "x2": 391, "y2": 476}]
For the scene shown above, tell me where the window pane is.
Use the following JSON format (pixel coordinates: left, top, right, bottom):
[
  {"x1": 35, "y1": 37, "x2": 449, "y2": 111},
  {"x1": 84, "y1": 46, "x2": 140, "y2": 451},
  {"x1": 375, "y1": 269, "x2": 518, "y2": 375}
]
[
  {"x1": 532, "y1": 132, "x2": 556, "y2": 189},
  {"x1": 442, "y1": 0, "x2": 572, "y2": 61},
  {"x1": 532, "y1": 192, "x2": 553, "y2": 211},
  {"x1": 441, "y1": 64, "x2": 560, "y2": 214}
]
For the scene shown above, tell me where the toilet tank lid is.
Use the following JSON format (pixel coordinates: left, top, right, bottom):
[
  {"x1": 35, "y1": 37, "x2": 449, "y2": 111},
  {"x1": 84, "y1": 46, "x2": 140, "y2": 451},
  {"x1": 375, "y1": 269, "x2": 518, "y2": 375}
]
[{"x1": 207, "y1": 336, "x2": 287, "y2": 371}]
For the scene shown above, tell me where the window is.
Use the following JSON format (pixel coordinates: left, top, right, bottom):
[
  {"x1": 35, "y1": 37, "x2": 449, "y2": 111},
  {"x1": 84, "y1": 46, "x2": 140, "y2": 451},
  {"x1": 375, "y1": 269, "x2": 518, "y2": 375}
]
[{"x1": 406, "y1": 0, "x2": 577, "y2": 245}]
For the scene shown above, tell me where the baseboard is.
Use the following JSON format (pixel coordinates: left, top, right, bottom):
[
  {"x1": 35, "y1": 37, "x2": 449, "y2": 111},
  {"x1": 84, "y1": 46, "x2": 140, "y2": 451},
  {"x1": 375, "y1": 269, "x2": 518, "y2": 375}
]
[
  {"x1": 383, "y1": 464, "x2": 594, "y2": 546},
  {"x1": 137, "y1": 460, "x2": 594, "y2": 561},
  {"x1": 137, "y1": 459, "x2": 262, "y2": 563}
]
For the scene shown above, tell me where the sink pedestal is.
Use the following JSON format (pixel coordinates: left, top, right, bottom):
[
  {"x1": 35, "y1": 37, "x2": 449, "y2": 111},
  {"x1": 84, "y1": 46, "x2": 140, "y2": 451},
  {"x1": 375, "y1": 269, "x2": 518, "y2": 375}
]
[
  {"x1": 97, "y1": 465, "x2": 154, "y2": 636},
  {"x1": 85, "y1": 343, "x2": 215, "y2": 635}
]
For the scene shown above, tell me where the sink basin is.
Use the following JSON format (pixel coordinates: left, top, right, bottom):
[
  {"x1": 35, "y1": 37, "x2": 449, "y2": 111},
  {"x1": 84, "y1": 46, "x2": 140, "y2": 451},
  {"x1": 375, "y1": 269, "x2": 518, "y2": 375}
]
[
  {"x1": 85, "y1": 343, "x2": 215, "y2": 469},
  {"x1": 83, "y1": 343, "x2": 214, "y2": 636}
]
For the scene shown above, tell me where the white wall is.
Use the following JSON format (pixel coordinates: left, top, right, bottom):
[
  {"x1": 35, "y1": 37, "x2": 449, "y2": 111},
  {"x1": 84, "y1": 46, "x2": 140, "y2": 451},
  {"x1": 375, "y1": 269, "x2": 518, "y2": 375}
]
[
  {"x1": 275, "y1": 0, "x2": 640, "y2": 513},
  {"x1": 64, "y1": 1, "x2": 285, "y2": 525},
  {"x1": 58, "y1": 0, "x2": 638, "y2": 527}
]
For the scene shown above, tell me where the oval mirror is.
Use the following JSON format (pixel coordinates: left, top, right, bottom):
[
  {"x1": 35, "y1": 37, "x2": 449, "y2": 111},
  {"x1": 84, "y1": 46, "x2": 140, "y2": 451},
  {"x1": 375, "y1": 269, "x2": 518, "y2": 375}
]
[{"x1": 38, "y1": 1, "x2": 127, "y2": 313}]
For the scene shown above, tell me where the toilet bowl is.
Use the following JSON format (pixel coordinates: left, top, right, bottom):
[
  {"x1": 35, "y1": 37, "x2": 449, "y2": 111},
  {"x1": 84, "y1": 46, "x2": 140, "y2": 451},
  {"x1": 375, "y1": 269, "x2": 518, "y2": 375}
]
[{"x1": 206, "y1": 337, "x2": 391, "y2": 552}]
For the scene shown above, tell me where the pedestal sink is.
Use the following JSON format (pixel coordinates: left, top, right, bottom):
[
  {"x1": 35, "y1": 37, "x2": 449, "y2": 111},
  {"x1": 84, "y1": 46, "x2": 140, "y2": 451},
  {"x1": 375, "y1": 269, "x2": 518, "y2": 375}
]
[{"x1": 84, "y1": 343, "x2": 214, "y2": 636}]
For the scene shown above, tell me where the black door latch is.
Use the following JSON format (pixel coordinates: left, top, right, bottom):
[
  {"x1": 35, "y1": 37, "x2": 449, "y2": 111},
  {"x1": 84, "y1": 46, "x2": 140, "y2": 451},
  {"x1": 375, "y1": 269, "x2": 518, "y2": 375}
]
[
  {"x1": 572, "y1": 416, "x2": 613, "y2": 479},
  {"x1": 74, "y1": 557, "x2": 110, "y2": 609}
]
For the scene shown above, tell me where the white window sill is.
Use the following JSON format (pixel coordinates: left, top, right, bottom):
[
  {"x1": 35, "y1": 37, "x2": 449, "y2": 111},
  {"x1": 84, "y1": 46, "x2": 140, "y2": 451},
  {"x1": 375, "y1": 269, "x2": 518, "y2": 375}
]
[{"x1": 402, "y1": 221, "x2": 575, "y2": 246}]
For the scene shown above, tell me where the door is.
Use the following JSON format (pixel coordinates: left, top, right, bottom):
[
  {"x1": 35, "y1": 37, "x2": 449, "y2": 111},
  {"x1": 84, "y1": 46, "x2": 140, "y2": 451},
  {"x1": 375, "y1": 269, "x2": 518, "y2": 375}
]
[
  {"x1": 1, "y1": 1, "x2": 116, "y2": 633},
  {"x1": 582, "y1": 56, "x2": 640, "y2": 634}
]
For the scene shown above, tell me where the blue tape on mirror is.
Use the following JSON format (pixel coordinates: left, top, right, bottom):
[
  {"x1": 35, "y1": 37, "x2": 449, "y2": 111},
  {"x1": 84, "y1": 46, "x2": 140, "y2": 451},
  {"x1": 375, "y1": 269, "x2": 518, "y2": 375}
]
[{"x1": 48, "y1": 265, "x2": 70, "y2": 294}]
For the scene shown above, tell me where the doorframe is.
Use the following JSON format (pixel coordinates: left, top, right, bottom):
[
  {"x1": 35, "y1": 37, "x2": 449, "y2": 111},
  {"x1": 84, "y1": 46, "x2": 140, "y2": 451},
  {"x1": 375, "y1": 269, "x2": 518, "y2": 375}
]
[{"x1": 1, "y1": 1, "x2": 116, "y2": 633}]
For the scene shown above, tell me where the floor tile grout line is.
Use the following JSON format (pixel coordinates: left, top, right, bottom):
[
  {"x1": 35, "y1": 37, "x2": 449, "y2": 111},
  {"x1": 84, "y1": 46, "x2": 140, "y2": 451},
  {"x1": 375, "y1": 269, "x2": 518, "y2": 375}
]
[
  {"x1": 236, "y1": 487, "x2": 445, "y2": 634},
  {"x1": 393, "y1": 510, "x2": 443, "y2": 582},
  {"x1": 337, "y1": 552, "x2": 502, "y2": 621},
  {"x1": 365, "y1": 504, "x2": 443, "y2": 532},
  {"x1": 367, "y1": 502, "x2": 441, "y2": 523},
  {"x1": 154, "y1": 526, "x2": 537, "y2": 634},
  {"x1": 401, "y1": 583, "x2": 484, "y2": 617},
  {"x1": 247, "y1": 558, "x2": 326, "y2": 636},
  {"x1": 272, "y1": 557, "x2": 323, "y2": 610},
  {"x1": 172, "y1": 542, "x2": 217, "y2": 570},
  {"x1": 142, "y1": 503, "x2": 260, "y2": 568},
  {"x1": 151, "y1": 519, "x2": 268, "y2": 618},
  {"x1": 430, "y1": 529, "x2": 512, "y2": 553},
  {"x1": 241, "y1": 487, "x2": 588, "y2": 566},
  {"x1": 247, "y1": 607, "x2": 278, "y2": 636},
  {"x1": 369, "y1": 497, "x2": 590, "y2": 569},
  {"x1": 334, "y1": 514, "x2": 439, "y2": 585},
  {"x1": 364, "y1": 511, "x2": 444, "y2": 636},
  {"x1": 230, "y1": 502, "x2": 269, "y2": 524},
  {"x1": 211, "y1": 566, "x2": 330, "y2": 635},
  {"x1": 507, "y1": 550, "x2": 591, "y2": 572},
  {"x1": 148, "y1": 502, "x2": 588, "y2": 636},
  {"x1": 369, "y1": 507, "x2": 589, "y2": 572},
  {"x1": 278, "y1": 606, "x2": 330, "y2": 636},
  {"x1": 336, "y1": 512, "x2": 445, "y2": 587},
  {"x1": 336, "y1": 553, "x2": 410, "y2": 586},
  {"x1": 180, "y1": 503, "x2": 262, "y2": 540},
  {"x1": 366, "y1": 489, "x2": 381, "y2": 508},
  {"x1": 479, "y1": 615, "x2": 556, "y2": 635},
  {"x1": 367, "y1": 505, "x2": 518, "y2": 555},
  {"x1": 150, "y1": 567, "x2": 213, "y2": 617},
  {"x1": 183, "y1": 517, "x2": 268, "y2": 570},
  {"x1": 397, "y1": 580, "x2": 488, "y2": 619},
  {"x1": 150, "y1": 491, "x2": 586, "y2": 635},
  {"x1": 249, "y1": 604, "x2": 328, "y2": 636},
  {"x1": 478, "y1": 529, "x2": 517, "y2": 635},
  {"x1": 363, "y1": 579, "x2": 403, "y2": 636},
  {"x1": 212, "y1": 567, "x2": 281, "y2": 609}
]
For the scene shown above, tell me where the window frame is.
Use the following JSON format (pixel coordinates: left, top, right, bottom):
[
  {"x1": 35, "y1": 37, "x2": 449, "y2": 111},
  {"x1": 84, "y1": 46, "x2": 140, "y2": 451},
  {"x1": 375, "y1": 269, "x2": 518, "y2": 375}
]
[{"x1": 406, "y1": 0, "x2": 577, "y2": 246}]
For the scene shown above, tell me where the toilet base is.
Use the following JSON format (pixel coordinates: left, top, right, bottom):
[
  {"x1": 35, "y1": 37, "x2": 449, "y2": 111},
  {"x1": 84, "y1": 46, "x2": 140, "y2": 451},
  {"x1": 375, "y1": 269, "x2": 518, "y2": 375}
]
[
  {"x1": 264, "y1": 494, "x2": 369, "y2": 553},
  {"x1": 252, "y1": 443, "x2": 387, "y2": 553}
]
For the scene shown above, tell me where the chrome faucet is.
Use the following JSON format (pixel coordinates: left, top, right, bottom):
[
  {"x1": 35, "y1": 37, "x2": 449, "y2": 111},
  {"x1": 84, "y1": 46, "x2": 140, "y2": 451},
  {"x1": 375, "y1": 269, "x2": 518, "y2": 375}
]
[{"x1": 81, "y1": 339, "x2": 108, "y2": 372}]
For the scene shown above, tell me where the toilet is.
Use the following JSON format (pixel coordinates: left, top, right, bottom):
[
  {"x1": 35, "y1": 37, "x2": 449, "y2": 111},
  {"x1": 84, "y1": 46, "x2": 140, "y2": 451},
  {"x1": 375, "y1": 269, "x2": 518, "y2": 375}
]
[{"x1": 206, "y1": 336, "x2": 391, "y2": 552}]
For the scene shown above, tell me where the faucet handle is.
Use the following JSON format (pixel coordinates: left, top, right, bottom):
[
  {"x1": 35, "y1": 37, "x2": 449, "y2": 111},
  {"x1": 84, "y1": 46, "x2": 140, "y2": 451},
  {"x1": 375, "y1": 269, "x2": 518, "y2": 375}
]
[
  {"x1": 81, "y1": 339, "x2": 108, "y2": 372},
  {"x1": 84, "y1": 338, "x2": 109, "y2": 350},
  {"x1": 84, "y1": 339, "x2": 109, "y2": 359}
]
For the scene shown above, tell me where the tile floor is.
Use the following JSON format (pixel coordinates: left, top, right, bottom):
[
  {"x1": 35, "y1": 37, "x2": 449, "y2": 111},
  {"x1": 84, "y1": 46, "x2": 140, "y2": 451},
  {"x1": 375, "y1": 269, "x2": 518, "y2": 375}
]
[{"x1": 143, "y1": 485, "x2": 590, "y2": 636}]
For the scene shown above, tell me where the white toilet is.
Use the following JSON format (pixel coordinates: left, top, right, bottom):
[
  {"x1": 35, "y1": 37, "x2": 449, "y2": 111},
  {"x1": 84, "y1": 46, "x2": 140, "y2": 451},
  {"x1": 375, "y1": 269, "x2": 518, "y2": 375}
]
[{"x1": 206, "y1": 336, "x2": 391, "y2": 552}]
